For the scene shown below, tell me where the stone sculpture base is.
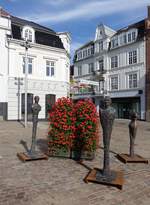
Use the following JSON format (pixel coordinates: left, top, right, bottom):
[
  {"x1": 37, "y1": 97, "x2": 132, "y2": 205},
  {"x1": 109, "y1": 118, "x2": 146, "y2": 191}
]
[
  {"x1": 17, "y1": 151, "x2": 48, "y2": 162},
  {"x1": 117, "y1": 153, "x2": 148, "y2": 164},
  {"x1": 84, "y1": 168, "x2": 124, "y2": 190}
]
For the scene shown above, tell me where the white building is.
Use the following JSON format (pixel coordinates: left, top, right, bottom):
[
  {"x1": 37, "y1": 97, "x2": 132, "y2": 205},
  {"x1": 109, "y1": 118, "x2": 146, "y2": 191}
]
[
  {"x1": 73, "y1": 7, "x2": 150, "y2": 120},
  {"x1": 0, "y1": 8, "x2": 71, "y2": 120}
]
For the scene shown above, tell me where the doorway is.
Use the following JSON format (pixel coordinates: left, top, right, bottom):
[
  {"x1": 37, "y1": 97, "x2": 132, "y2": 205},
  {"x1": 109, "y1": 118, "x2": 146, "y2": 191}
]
[{"x1": 45, "y1": 94, "x2": 56, "y2": 119}]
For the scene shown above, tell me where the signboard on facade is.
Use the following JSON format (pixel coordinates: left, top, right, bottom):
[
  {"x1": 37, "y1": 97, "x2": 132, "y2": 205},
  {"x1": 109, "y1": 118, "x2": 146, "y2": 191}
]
[{"x1": 78, "y1": 79, "x2": 99, "y2": 86}]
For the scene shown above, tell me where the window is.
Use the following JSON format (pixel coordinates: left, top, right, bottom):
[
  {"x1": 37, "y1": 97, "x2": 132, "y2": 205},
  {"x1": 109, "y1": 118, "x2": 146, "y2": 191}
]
[
  {"x1": 88, "y1": 48, "x2": 91, "y2": 56},
  {"x1": 128, "y1": 73, "x2": 137, "y2": 88},
  {"x1": 98, "y1": 59, "x2": 104, "y2": 71},
  {"x1": 46, "y1": 61, "x2": 55, "y2": 77},
  {"x1": 77, "y1": 51, "x2": 82, "y2": 60},
  {"x1": 111, "y1": 37, "x2": 118, "y2": 48},
  {"x1": 128, "y1": 33, "x2": 132, "y2": 42},
  {"x1": 111, "y1": 56, "x2": 118, "y2": 68},
  {"x1": 99, "y1": 41, "x2": 103, "y2": 52},
  {"x1": 123, "y1": 34, "x2": 127, "y2": 44},
  {"x1": 128, "y1": 31, "x2": 137, "y2": 43},
  {"x1": 132, "y1": 31, "x2": 136, "y2": 41},
  {"x1": 25, "y1": 29, "x2": 33, "y2": 41},
  {"x1": 22, "y1": 57, "x2": 33, "y2": 74},
  {"x1": 111, "y1": 76, "x2": 118, "y2": 90},
  {"x1": 129, "y1": 50, "x2": 137, "y2": 64},
  {"x1": 78, "y1": 66, "x2": 82, "y2": 76},
  {"x1": 88, "y1": 63, "x2": 94, "y2": 73},
  {"x1": 83, "y1": 50, "x2": 87, "y2": 58},
  {"x1": 91, "y1": 46, "x2": 94, "y2": 54}
]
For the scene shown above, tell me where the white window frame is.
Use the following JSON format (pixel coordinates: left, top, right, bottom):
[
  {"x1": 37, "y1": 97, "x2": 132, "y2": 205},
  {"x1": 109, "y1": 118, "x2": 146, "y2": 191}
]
[
  {"x1": 46, "y1": 60, "x2": 55, "y2": 77},
  {"x1": 78, "y1": 66, "x2": 82, "y2": 76},
  {"x1": 88, "y1": 63, "x2": 94, "y2": 73},
  {"x1": 111, "y1": 56, "x2": 118, "y2": 69},
  {"x1": 99, "y1": 41, "x2": 103, "y2": 52},
  {"x1": 128, "y1": 50, "x2": 137, "y2": 65},
  {"x1": 98, "y1": 59, "x2": 104, "y2": 71},
  {"x1": 128, "y1": 33, "x2": 132, "y2": 43},
  {"x1": 22, "y1": 26, "x2": 35, "y2": 42},
  {"x1": 22, "y1": 57, "x2": 33, "y2": 74},
  {"x1": 110, "y1": 75, "x2": 119, "y2": 90},
  {"x1": 111, "y1": 36, "x2": 118, "y2": 48},
  {"x1": 127, "y1": 72, "x2": 138, "y2": 89},
  {"x1": 127, "y1": 29, "x2": 137, "y2": 43}
]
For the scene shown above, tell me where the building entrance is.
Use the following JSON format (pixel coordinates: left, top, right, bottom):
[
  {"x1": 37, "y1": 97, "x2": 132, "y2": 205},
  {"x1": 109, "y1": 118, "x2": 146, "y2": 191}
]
[
  {"x1": 112, "y1": 97, "x2": 140, "y2": 119},
  {"x1": 45, "y1": 94, "x2": 56, "y2": 119}
]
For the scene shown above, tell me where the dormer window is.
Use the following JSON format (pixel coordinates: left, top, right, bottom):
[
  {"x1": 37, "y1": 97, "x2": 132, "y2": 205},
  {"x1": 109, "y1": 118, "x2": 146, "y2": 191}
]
[
  {"x1": 25, "y1": 29, "x2": 32, "y2": 41},
  {"x1": 22, "y1": 26, "x2": 35, "y2": 42}
]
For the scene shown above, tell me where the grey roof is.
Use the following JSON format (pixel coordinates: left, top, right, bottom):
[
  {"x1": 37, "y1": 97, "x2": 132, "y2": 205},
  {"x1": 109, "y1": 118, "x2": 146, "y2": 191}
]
[
  {"x1": 10, "y1": 15, "x2": 64, "y2": 49},
  {"x1": 11, "y1": 16, "x2": 56, "y2": 34}
]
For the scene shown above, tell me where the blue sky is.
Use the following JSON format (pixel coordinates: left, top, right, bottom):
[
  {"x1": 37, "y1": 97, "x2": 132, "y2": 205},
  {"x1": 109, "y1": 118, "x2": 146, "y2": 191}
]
[{"x1": 0, "y1": 0, "x2": 149, "y2": 60}]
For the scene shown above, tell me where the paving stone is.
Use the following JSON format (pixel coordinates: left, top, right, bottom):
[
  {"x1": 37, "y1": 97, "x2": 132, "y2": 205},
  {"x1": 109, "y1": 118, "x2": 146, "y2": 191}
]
[{"x1": 0, "y1": 119, "x2": 150, "y2": 205}]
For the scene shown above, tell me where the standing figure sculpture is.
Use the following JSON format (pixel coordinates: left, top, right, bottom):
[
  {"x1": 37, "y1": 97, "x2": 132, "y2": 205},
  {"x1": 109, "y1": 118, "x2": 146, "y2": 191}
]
[
  {"x1": 129, "y1": 112, "x2": 137, "y2": 158},
  {"x1": 98, "y1": 96, "x2": 115, "y2": 181},
  {"x1": 30, "y1": 96, "x2": 41, "y2": 155}
]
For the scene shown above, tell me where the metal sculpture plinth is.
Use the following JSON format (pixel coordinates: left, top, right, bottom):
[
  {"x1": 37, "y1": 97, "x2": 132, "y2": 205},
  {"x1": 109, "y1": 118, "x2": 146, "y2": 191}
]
[
  {"x1": 84, "y1": 168, "x2": 124, "y2": 190},
  {"x1": 17, "y1": 151, "x2": 48, "y2": 162},
  {"x1": 117, "y1": 153, "x2": 148, "y2": 164}
]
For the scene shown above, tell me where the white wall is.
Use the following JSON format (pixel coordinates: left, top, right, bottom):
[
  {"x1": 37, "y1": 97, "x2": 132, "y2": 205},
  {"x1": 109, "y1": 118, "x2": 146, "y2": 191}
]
[
  {"x1": 0, "y1": 16, "x2": 11, "y2": 103},
  {"x1": 6, "y1": 40, "x2": 70, "y2": 120},
  {"x1": 7, "y1": 77, "x2": 68, "y2": 120},
  {"x1": 0, "y1": 14, "x2": 70, "y2": 120}
]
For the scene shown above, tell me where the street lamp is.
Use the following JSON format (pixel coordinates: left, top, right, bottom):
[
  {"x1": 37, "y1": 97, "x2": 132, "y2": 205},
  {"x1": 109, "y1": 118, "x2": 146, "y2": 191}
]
[
  {"x1": 20, "y1": 38, "x2": 31, "y2": 127},
  {"x1": 92, "y1": 69, "x2": 105, "y2": 94},
  {"x1": 14, "y1": 77, "x2": 24, "y2": 121}
]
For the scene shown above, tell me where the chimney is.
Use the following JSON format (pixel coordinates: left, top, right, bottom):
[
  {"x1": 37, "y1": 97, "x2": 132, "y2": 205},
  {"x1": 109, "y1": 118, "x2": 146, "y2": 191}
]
[{"x1": 148, "y1": 6, "x2": 150, "y2": 19}]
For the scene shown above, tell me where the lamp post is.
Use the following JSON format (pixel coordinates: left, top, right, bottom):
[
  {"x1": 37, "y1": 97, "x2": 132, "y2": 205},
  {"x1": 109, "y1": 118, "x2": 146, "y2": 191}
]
[
  {"x1": 20, "y1": 38, "x2": 31, "y2": 127},
  {"x1": 14, "y1": 77, "x2": 24, "y2": 121},
  {"x1": 93, "y1": 69, "x2": 105, "y2": 95}
]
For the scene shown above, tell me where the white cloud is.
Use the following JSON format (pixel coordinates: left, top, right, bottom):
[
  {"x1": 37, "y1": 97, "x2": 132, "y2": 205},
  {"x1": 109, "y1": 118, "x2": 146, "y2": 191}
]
[
  {"x1": 43, "y1": 0, "x2": 71, "y2": 6},
  {"x1": 21, "y1": 0, "x2": 150, "y2": 23}
]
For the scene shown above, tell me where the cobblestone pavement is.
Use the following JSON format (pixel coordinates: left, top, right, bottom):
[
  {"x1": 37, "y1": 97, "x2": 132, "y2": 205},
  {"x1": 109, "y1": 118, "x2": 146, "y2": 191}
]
[{"x1": 0, "y1": 119, "x2": 150, "y2": 205}]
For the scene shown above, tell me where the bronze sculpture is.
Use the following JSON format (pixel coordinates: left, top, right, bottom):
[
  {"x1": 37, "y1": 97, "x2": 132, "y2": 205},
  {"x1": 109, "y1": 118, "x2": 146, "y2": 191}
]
[
  {"x1": 96, "y1": 96, "x2": 116, "y2": 182},
  {"x1": 17, "y1": 95, "x2": 48, "y2": 161},
  {"x1": 129, "y1": 112, "x2": 137, "y2": 157},
  {"x1": 116, "y1": 111, "x2": 148, "y2": 164},
  {"x1": 30, "y1": 96, "x2": 41, "y2": 155}
]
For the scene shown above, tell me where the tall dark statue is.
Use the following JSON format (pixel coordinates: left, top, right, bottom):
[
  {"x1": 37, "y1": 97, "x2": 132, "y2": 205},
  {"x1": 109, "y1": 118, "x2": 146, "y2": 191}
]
[
  {"x1": 30, "y1": 96, "x2": 41, "y2": 154},
  {"x1": 129, "y1": 112, "x2": 137, "y2": 157},
  {"x1": 98, "y1": 96, "x2": 115, "y2": 180}
]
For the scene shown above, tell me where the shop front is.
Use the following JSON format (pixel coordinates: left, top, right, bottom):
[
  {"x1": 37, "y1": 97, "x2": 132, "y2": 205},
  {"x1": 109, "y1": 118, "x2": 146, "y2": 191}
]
[{"x1": 112, "y1": 97, "x2": 140, "y2": 119}]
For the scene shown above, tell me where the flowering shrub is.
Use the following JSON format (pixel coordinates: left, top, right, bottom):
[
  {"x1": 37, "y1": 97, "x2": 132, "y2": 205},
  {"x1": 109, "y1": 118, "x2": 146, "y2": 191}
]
[
  {"x1": 48, "y1": 97, "x2": 76, "y2": 152},
  {"x1": 48, "y1": 97, "x2": 99, "y2": 158},
  {"x1": 74, "y1": 99, "x2": 98, "y2": 152}
]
